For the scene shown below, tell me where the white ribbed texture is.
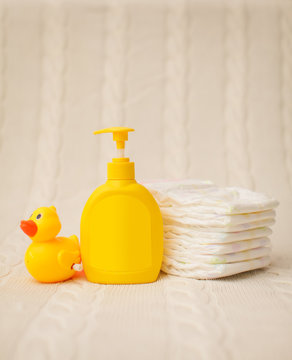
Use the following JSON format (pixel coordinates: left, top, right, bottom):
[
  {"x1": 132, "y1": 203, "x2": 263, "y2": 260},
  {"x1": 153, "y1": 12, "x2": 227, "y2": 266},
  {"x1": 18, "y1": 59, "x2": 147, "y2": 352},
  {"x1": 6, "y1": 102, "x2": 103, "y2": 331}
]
[
  {"x1": 163, "y1": 1, "x2": 189, "y2": 178},
  {"x1": 100, "y1": 3, "x2": 128, "y2": 127},
  {"x1": 0, "y1": 4, "x2": 6, "y2": 152},
  {"x1": 280, "y1": 1, "x2": 292, "y2": 194},
  {"x1": 0, "y1": 1, "x2": 292, "y2": 359},
  {"x1": 98, "y1": 3, "x2": 129, "y2": 177},
  {"x1": 14, "y1": 279, "x2": 98, "y2": 360},
  {"x1": 163, "y1": 278, "x2": 232, "y2": 360},
  {"x1": 224, "y1": 1, "x2": 254, "y2": 189},
  {"x1": 0, "y1": 0, "x2": 67, "y2": 291},
  {"x1": 29, "y1": 1, "x2": 66, "y2": 207}
]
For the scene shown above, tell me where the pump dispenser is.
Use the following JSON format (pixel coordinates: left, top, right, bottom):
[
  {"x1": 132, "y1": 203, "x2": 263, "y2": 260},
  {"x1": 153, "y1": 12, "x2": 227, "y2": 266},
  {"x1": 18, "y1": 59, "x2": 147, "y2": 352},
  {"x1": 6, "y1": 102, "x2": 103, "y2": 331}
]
[
  {"x1": 94, "y1": 127, "x2": 135, "y2": 181},
  {"x1": 80, "y1": 127, "x2": 163, "y2": 284}
]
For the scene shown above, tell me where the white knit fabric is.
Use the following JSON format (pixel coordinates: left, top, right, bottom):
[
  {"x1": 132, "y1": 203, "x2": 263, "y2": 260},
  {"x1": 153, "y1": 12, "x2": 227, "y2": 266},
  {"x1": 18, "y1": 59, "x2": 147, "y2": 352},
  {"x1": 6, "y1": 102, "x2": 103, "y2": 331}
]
[{"x1": 0, "y1": 0, "x2": 292, "y2": 359}]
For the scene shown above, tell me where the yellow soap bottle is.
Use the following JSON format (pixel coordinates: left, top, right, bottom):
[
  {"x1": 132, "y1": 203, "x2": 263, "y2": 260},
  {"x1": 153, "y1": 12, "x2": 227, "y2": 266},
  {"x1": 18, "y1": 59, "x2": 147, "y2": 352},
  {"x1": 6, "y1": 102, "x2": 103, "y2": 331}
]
[{"x1": 80, "y1": 127, "x2": 163, "y2": 284}]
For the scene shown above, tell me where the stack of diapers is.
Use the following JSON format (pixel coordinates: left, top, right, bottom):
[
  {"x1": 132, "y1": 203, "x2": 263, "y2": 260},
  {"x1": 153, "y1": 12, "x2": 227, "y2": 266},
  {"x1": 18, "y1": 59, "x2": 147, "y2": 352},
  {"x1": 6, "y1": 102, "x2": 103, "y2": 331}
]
[{"x1": 145, "y1": 180, "x2": 278, "y2": 279}]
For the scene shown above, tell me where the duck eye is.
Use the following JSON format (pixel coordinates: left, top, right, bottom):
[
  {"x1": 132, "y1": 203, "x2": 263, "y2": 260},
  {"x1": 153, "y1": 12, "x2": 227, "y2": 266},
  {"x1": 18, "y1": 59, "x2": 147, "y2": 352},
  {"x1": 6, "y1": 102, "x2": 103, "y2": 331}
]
[{"x1": 36, "y1": 214, "x2": 42, "y2": 220}]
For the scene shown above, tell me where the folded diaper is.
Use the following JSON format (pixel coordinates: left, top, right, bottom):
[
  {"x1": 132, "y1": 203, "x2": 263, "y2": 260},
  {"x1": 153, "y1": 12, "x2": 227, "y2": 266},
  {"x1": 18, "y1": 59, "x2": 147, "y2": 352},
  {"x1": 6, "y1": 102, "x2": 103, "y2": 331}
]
[
  {"x1": 161, "y1": 256, "x2": 272, "y2": 280},
  {"x1": 145, "y1": 180, "x2": 278, "y2": 279},
  {"x1": 163, "y1": 237, "x2": 271, "y2": 255},
  {"x1": 164, "y1": 226, "x2": 272, "y2": 244},
  {"x1": 163, "y1": 217, "x2": 275, "y2": 232},
  {"x1": 164, "y1": 246, "x2": 271, "y2": 265},
  {"x1": 161, "y1": 208, "x2": 275, "y2": 225},
  {"x1": 146, "y1": 181, "x2": 279, "y2": 214}
]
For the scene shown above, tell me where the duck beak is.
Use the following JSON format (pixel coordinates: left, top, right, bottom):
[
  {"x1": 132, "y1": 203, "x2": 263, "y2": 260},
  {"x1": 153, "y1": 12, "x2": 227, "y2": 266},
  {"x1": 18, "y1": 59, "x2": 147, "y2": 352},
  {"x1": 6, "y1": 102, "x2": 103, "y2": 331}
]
[{"x1": 20, "y1": 220, "x2": 38, "y2": 237}]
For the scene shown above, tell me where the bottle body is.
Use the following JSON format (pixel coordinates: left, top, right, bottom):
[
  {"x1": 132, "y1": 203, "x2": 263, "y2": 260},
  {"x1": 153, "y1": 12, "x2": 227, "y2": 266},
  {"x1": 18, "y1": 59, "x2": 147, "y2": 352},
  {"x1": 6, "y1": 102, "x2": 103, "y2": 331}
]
[{"x1": 80, "y1": 179, "x2": 163, "y2": 284}]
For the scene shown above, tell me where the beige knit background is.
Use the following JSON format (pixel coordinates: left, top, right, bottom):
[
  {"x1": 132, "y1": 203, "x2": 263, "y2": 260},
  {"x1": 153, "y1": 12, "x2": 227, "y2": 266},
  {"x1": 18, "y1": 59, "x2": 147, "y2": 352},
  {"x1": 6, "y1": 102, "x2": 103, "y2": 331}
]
[{"x1": 0, "y1": 0, "x2": 292, "y2": 359}]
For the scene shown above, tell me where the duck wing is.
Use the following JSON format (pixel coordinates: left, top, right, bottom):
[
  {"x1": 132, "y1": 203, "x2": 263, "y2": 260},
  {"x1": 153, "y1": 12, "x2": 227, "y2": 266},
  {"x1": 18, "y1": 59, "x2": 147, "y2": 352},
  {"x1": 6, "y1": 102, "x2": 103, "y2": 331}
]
[
  {"x1": 57, "y1": 249, "x2": 81, "y2": 270},
  {"x1": 68, "y1": 235, "x2": 79, "y2": 246}
]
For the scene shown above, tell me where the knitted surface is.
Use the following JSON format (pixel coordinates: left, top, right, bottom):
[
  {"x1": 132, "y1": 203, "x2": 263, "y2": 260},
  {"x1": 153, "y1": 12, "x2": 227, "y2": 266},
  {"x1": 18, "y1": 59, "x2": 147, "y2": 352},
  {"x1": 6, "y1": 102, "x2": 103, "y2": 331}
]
[{"x1": 0, "y1": 0, "x2": 291, "y2": 359}]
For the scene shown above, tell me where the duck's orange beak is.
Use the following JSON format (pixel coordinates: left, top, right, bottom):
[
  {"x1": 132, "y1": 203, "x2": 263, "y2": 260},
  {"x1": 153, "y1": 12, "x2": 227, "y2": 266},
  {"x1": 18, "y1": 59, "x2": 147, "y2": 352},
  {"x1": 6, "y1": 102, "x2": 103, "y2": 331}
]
[{"x1": 20, "y1": 220, "x2": 38, "y2": 237}]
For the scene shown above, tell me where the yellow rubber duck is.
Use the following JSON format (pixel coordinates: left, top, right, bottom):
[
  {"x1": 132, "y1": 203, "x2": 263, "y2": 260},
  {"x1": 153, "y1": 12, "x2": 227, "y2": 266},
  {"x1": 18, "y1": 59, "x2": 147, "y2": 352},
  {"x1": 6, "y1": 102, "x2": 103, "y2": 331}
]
[{"x1": 20, "y1": 206, "x2": 82, "y2": 283}]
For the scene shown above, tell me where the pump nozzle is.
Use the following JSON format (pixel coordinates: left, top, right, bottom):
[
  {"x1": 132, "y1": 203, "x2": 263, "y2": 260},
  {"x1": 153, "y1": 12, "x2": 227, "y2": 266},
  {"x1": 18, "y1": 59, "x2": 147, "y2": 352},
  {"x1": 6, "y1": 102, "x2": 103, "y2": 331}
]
[
  {"x1": 94, "y1": 127, "x2": 134, "y2": 148},
  {"x1": 93, "y1": 127, "x2": 135, "y2": 179}
]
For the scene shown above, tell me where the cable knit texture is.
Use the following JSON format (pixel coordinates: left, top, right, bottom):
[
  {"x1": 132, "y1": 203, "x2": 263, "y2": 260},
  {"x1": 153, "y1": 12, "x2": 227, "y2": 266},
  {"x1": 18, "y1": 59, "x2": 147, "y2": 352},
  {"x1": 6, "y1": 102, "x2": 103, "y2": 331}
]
[
  {"x1": 163, "y1": 1, "x2": 189, "y2": 178},
  {"x1": 280, "y1": 1, "x2": 292, "y2": 194},
  {"x1": 0, "y1": 0, "x2": 291, "y2": 359},
  {"x1": 224, "y1": 1, "x2": 254, "y2": 189}
]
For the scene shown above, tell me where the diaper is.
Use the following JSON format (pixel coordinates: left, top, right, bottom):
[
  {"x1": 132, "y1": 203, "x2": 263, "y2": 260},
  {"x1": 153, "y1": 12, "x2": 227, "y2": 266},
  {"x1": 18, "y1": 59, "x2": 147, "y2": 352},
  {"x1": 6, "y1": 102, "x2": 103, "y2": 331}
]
[
  {"x1": 146, "y1": 181, "x2": 279, "y2": 214},
  {"x1": 164, "y1": 226, "x2": 272, "y2": 244},
  {"x1": 163, "y1": 217, "x2": 275, "y2": 232},
  {"x1": 162, "y1": 256, "x2": 272, "y2": 279},
  {"x1": 164, "y1": 237, "x2": 271, "y2": 255},
  {"x1": 164, "y1": 246, "x2": 271, "y2": 265},
  {"x1": 161, "y1": 208, "x2": 275, "y2": 226}
]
